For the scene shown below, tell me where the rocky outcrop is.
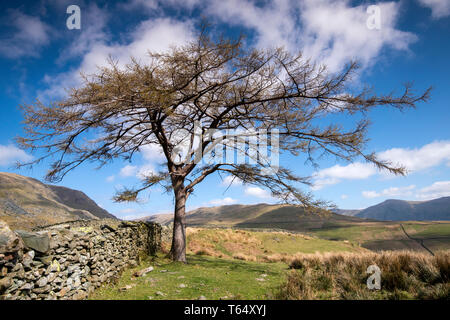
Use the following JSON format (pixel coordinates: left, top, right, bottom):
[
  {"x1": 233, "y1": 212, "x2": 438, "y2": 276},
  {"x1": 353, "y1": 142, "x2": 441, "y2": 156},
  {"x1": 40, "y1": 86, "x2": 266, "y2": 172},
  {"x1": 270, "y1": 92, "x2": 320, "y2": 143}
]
[{"x1": 0, "y1": 219, "x2": 161, "y2": 300}]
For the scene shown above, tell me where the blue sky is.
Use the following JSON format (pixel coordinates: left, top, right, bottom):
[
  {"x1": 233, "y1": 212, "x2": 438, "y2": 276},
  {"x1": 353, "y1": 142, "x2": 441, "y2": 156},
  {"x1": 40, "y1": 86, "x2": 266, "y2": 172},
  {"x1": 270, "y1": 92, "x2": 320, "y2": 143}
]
[{"x1": 0, "y1": 0, "x2": 449, "y2": 219}]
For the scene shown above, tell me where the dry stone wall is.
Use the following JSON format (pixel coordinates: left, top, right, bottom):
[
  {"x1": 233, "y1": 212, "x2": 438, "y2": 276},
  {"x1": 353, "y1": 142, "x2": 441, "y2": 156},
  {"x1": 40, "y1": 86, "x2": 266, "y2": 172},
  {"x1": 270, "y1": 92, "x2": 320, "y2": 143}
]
[{"x1": 0, "y1": 219, "x2": 161, "y2": 300}]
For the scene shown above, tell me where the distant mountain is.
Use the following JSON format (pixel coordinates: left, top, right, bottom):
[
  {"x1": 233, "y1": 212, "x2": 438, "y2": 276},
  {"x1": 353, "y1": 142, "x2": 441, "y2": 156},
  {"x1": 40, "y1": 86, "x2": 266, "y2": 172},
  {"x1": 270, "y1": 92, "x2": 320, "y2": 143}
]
[
  {"x1": 144, "y1": 197, "x2": 450, "y2": 231},
  {"x1": 0, "y1": 172, "x2": 116, "y2": 230},
  {"x1": 144, "y1": 203, "x2": 365, "y2": 232},
  {"x1": 356, "y1": 197, "x2": 450, "y2": 221}
]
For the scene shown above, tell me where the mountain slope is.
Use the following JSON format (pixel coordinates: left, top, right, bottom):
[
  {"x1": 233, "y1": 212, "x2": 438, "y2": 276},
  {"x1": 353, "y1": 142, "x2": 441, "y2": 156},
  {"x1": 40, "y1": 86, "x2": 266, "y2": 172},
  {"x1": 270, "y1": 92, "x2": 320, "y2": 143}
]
[
  {"x1": 145, "y1": 203, "x2": 366, "y2": 231},
  {"x1": 356, "y1": 197, "x2": 450, "y2": 221},
  {"x1": 144, "y1": 202, "x2": 450, "y2": 252},
  {"x1": 47, "y1": 185, "x2": 114, "y2": 219},
  {"x1": 0, "y1": 172, "x2": 116, "y2": 230}
]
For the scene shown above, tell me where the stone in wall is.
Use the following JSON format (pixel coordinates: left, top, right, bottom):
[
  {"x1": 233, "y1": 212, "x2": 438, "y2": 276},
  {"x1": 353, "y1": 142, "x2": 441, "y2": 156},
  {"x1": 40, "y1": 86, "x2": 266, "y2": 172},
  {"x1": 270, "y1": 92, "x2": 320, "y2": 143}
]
[{"x1": 0, "y1": 219, "x2": 161, "y2": 300}]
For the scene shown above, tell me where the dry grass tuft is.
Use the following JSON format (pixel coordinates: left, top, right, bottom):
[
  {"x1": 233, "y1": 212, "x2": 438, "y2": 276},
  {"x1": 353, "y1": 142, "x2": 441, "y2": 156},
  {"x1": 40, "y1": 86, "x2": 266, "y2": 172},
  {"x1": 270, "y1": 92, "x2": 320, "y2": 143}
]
[
  {"x1": 233, "y1": 252, "x2": 257, "y2": 262},
  {"x1": 277, "y1": 250, "x2": 450, "y2": 300}
]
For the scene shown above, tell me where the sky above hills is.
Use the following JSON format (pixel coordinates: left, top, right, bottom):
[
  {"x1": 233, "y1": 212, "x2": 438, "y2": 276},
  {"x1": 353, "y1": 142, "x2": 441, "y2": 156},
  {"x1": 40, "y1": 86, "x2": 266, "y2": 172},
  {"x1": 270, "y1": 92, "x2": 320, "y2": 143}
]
[{"x1": 0, "y1": 0, "x2": 449, "y2": 219}]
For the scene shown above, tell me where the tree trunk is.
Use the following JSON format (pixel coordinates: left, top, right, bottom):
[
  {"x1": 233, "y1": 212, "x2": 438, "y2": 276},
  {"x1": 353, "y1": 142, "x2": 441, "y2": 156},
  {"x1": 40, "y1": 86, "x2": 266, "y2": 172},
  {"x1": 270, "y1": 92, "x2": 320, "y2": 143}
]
[{"x1": 170, "y1": 187, "x2": 187, "y2": 262}]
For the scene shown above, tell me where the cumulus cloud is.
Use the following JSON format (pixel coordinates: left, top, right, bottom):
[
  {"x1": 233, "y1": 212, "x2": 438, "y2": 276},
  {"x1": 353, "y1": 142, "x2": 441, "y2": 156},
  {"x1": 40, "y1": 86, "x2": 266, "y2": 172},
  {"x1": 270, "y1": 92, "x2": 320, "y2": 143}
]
[
  {"x1": 244, "y1": 186, "x2": 271, "y2": 198},
  {"x1": 312, "y1": 162, "x2": 377, "y2": 190},
  {"x1": 57, "y1": 4, "x2": 110, "y2": 63},
  {"x1": 137, "y1": 163, "x2": 157, "y2": 179},
  {"x1": 115, "y1": 145, "x2": 163, "y2": 181},
  {"x1": 377, "y1": 140, "x2": 450, "y2": 173},
  {"x1": 362, "y1": 185, "x2": 416, "y2": 199},
  {"x1": 362, "y1": 181, "x2": 450, "y2": 201},
  {"x1": 312, "y1": 140, "x2": 450, "y2": 189},
  {"x1": 205, "y1": 0, "x2": 416, "y2": 72},
  {"x1": 41, "y1": 0, "x2": 418, "y2": 99},
  {"x1": 140, "y1": 144, "x2": 165, "y2": 163},
  {"x1": 417, "y1": 0, "x2": 450, "y2": 19},
  {"x1": 208, "y1": 197, "x2": 237, "y2": 206},
  {"x1": 416, "y1": 181, "x2": 450, "y2": 200},
  {"x1": 0, "y1": 10, "x2": 51, "y2": 58},
  {"x1": 40, "y1": 17, "x2": 195, "y2": 100},
  {"x1": 221, "y1": 175, "x2": 243, "y2": 187},
  {"x1": 119, "y1": 165, "x2": 138, "y2": 177},
  {"x1": 0, "y1": 145, "x2": 33, "y2": 166}
]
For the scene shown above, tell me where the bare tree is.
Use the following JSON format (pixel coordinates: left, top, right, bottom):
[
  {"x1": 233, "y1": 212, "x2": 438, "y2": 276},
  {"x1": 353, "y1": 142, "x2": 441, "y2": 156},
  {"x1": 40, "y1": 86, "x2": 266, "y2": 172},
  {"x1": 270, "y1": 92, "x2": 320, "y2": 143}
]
[{"x1": 17, "y1": 30, "x2": 430, "y2": 262}]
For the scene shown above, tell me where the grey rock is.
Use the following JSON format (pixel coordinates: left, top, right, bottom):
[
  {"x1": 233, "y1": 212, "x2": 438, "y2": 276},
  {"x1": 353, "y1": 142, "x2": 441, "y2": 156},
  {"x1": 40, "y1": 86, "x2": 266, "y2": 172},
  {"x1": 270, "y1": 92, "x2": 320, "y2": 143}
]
[
  {"x1": 19, "y1": 282, "x2": 34, "y2": 290},
  {"x1": 0, "y1": 276, "x2": 12, "y2": 293},
  {"x1": 36, "y1": 277, "x2": 48, "y2": 287},
  {"x1": 0, "y1": 220, "x2": 23, "y2": 253},
  {"x1": 15, "y1": 230, "x2": 50, "y2": 254}
]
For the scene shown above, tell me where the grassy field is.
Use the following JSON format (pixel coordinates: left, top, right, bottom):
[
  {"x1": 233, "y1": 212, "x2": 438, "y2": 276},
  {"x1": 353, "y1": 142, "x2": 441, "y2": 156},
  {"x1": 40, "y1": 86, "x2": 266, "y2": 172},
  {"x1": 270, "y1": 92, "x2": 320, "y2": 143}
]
[
  {"x1": 307, "y1": 221, "x2": 450, "y2": 252},
  {"x1": 90, "y1": 250, "x2": 450, "y2": 300},
  {"x1": 91, "y1": 227, "x2": 368, "y2": 300},
  {"x1": 278, "y1": 251, "x2": 450, "y2": 300},
  {"x1": 183, "y1": 227, "x2": 367, "y2": 262},
  {"x1": 150, "y1": 203, "x2": 450, "y2": 253},
  {"x1": 90, "y1": 254, "x2": 288, "y2": 300},
  {"x1": 90, "y1": 226, "x2": 450, "y2": 300}
]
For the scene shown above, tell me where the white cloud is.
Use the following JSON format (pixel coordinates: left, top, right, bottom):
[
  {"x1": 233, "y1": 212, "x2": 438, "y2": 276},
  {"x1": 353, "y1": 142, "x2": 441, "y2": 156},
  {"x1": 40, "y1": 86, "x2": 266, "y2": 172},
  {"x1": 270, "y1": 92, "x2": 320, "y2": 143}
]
[
  {"x1": 0, "y1": 145, "x2": 33, "y2": 166},
  {"x1": 312, "y1": 140, "x2": 450, "y2": 189},
  {"x1": 120, "y1": 0, "x2": 159, "y2": 11},
  {"x1": 119, "y1": 165, "x2": 138, "y2": 177},
  {"x1": 137, "y1": 163, "x2": 156, "y2": 179},
  {"x1": 140, "y1": 144, "x2": 165, "y2": 163},
  {"x1": 361, "y1": 181, "x2": 450, "y2": 201},
  {"x1": 118, "y1": 162, "x2": 157, "y2": 180},
  {"x1": 417, "y1": 0, "x2": 450, "y2": 19},
  {"x1": 378, "y1": 140, "x2": 450, "y2": 173},
  {"x1": 106, "y1": 175, "x2": 115, "y2": 182},
  {"x1": 341, "y1": 194, "x2": 348, "y2": 199},
  {"x1": 244, "y1": 186, "x2": 271, "y2": 198},
  {"x1": 221, "y1": 175, "x2": 243, "y2": 187},
  {"x1": 57, "y1": 4, "x2": 109, "y2": 64},
  {"x1": 362, "y1": 185, "x2": 416, "y2": 199},
  {"x1": 208, "y1": 197, "x2": 237, "y2": 206},
  {"x1": 312, "y1": 162, "x2": 377, "y2": 190},
  {"x1": 40, "y1": 17, "x2": 195, "y2": 100},
  {"x1": 206, "y1": 0, "x2": 416, "y2": 72},
  {"x1": 416, "y1": 181, "x2": 450, "y2": 200},
  {"x1": 116, "y1": 145, "x2": 163, "y2": 180},
  {"x1": 0, "y1": 10, "x2": 51, "y2": 58}
]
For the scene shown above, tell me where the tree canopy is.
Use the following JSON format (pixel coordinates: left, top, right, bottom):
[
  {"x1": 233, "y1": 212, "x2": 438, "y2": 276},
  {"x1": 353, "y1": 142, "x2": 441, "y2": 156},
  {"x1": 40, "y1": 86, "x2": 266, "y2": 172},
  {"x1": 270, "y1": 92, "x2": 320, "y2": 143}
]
[{"x1": 17, "y1": 30, "x2": 430, "y2": 261}]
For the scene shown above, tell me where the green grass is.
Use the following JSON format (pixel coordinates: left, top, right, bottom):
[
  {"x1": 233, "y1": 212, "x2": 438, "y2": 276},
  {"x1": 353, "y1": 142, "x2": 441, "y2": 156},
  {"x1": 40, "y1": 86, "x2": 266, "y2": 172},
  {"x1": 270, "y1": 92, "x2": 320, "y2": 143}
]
[
  {"x1": 90, "y1": 254, "x2": 288, "y2": 300},
  {"x1": 252, "y1": 232, "x2": 359, "y2": 254},
  {"x1": 404, "y1": 223, "x2": 450, "y2": 238},
  {"x1": 185, "y1": 228, "x2": 365, "y2": 262},
  {"x1": 308, "y1": 222, "x2": 450, "y2": 252}
]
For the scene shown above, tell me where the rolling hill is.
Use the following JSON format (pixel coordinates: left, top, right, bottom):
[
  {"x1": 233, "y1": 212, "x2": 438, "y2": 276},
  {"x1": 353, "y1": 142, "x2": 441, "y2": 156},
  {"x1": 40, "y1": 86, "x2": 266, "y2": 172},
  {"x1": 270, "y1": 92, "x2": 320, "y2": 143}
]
[
  {"x1": 356, "y1": 197, "x2": 450, "y2": 221},
  {"x1": 144, "y1": 203, "x2": 362, "y2": 229},
  {"x1": 0, "y1": 172, "x2": 116, "y2": 230},
  {"x1": 145, "y1": 202, "x2": 450, "y2": 252}
]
